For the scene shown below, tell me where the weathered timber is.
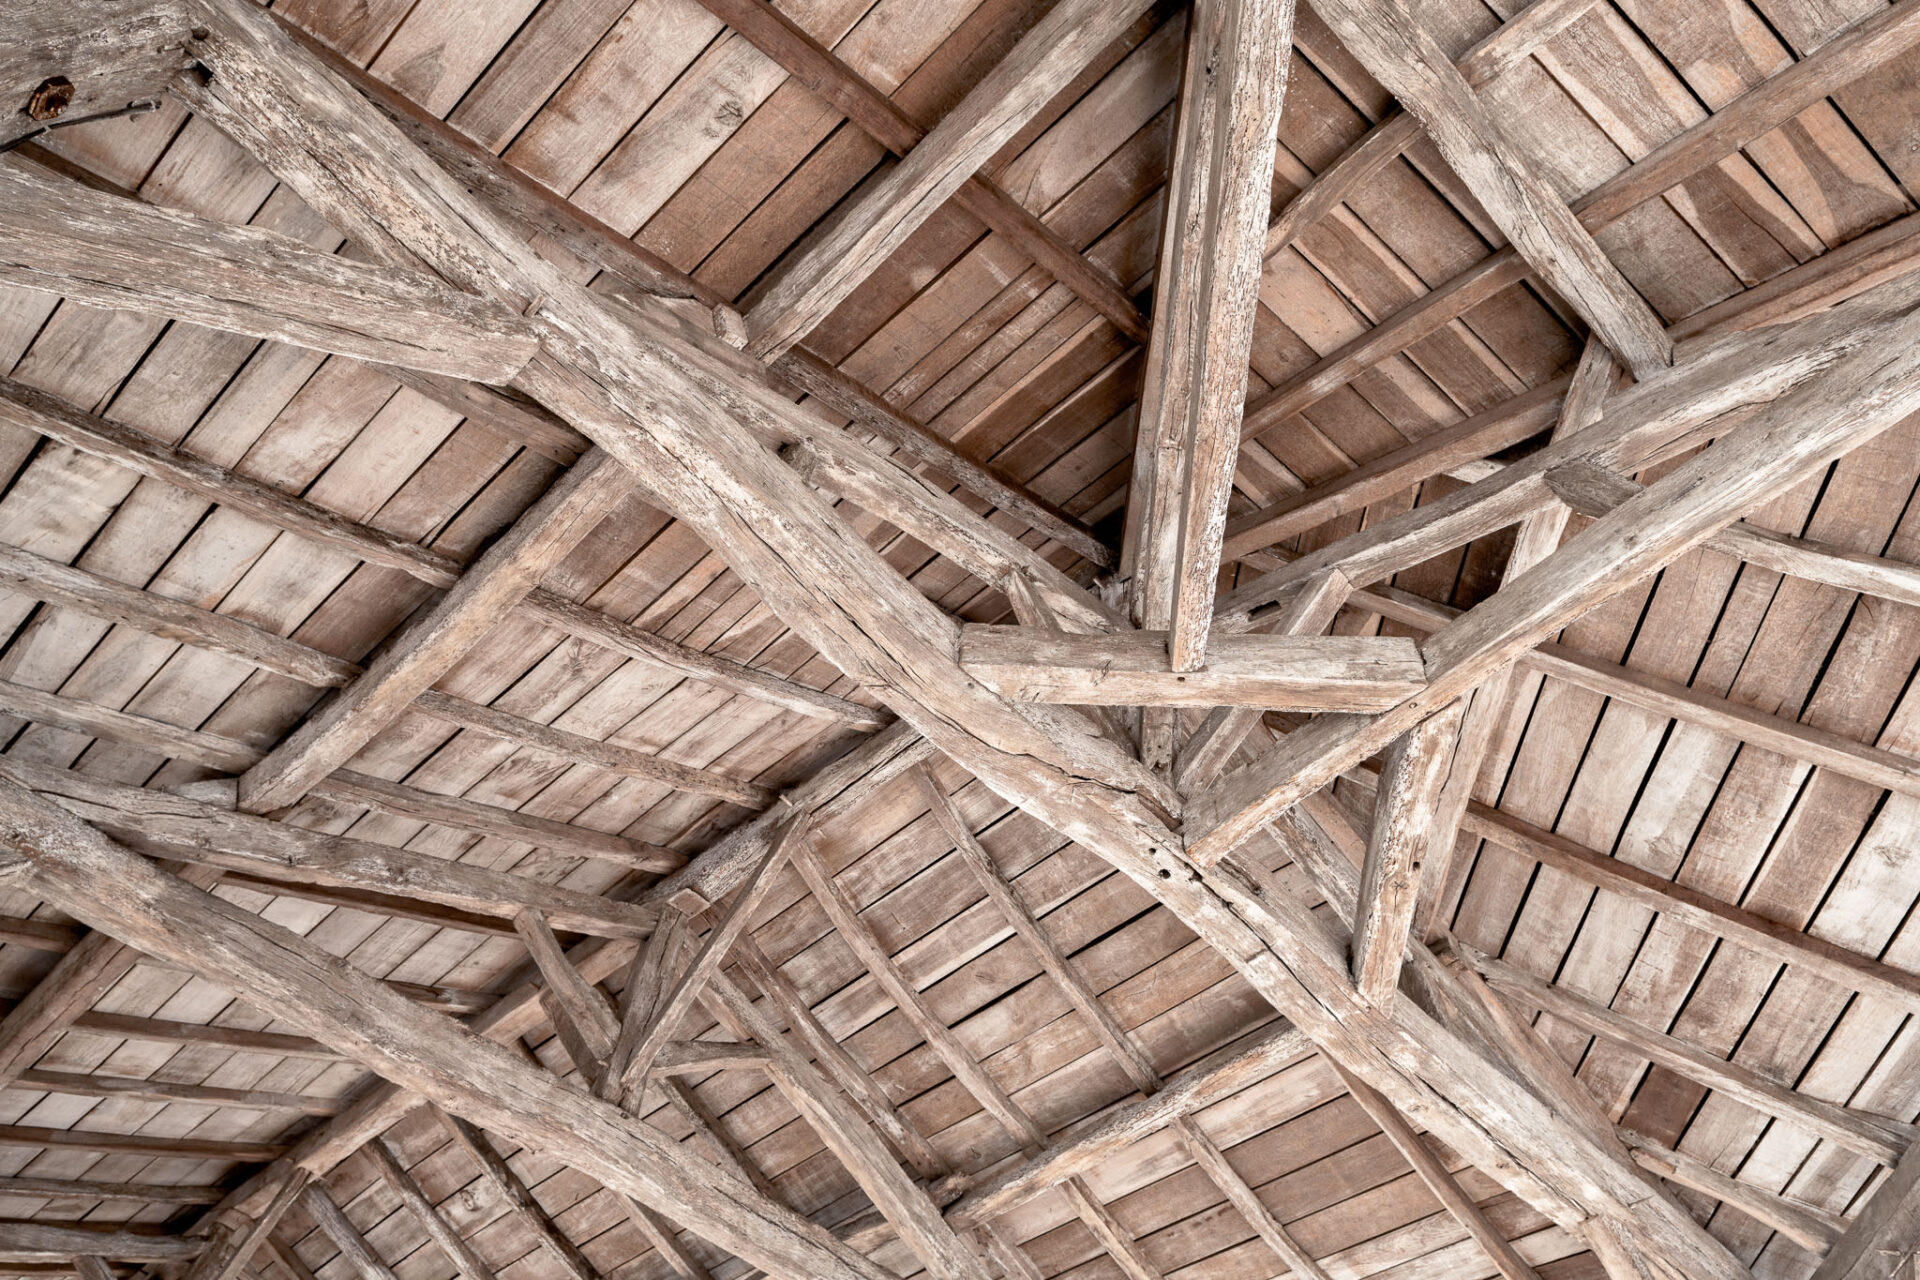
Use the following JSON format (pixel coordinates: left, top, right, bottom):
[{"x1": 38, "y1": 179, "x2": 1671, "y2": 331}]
[
  {"x1": 1350, "y1": 701, "x2": 1466, "y2": 1005},
  {"x1": 918, "y1": 765, "x2": 1161, "y2": 1096},
  {"x1": 1471, "y1": 950, "x2": 1913, "y2": 1164},
  {"x1": 0, "y1": 1125, "x2": 283, "y2": 1162},
  {"x1": 1808, "y1": 1135, "x2": 1920, "y2": 1280},
  {"x1": 167, "y1": 9, "x2": 1753, "y2": 1272},
  {"x1": 0, "y1": 1223, "x2": 201, "y2": 1264},
  {"x1": 0, "y1": 1, "x2": 190, "y2": 148},
  {"x1": 1190, "y1": 274, "x2": 1920, "y2": 863},
  {"x1": 1176, "y1": 1117, "x2": 1333, "y2": 1280},
  {"x1": 1173, "y1": 567, "x2": 1356, "y2": 795},
  {"x1": 742, "y1": 0, "x2": 1157, "y2": 357},
  {"x1": 687, "y1": 0, "x2": 1148, "y2": 343},
  {"x1": 702, "y1": 968, "x2": 993, "y2": 1280},
  {"x1": 432, "y1": 1109, "x2": 600, "y2": 1280},
  {"x1": 512, "y1": 908, "x2": 619, "y2": 1081},
  {"x1": 14, "y1": 1069, "x2": 339, "y2": 1116},
  {"x1": 650, "y1": 1040, "x2": 772, "y2": 1076},
  {"x1": 0, "y1": 778, "x2": 903, "y2": 1279},
  {"x1": 1123, "y1": 0, "x2": 1295, "y2": 675},
  {"x1": 0, "y1": 1176, "x2": 225, "y2": 1206},
  {"x1": 0, "y1": 161, "x2": 534, "y2": 382},
  {"x1": 959, "y1": 626, "x2": 1424, "y2": 710},
  {"x1": 614, "y1": 816, "x2": 801, "y2": 1098},
  {"x1": 367, "y1": 1140, "x2": 497, "y2": 1280},
  {"x1": 6, "y1": 760, "x2": 657, "y2": 937},
  {"x1": 1618, "y1": 1131, "x2": 1845, "y2": 1253},
  {"x1": 239, "y1": 450, "x2": 631, "y2": 812}
]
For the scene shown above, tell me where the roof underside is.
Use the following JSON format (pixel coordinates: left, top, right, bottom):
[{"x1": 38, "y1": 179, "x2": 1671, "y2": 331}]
[{"x1": 0, "y1": 0, "x2": 1916, "y2": 1278}]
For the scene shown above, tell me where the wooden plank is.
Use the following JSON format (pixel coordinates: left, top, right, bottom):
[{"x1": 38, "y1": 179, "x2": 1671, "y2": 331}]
[
  {"x1": 650, "y1": 1041, "x2": 772, "y2": 1076},
  {"x1": 431, "y1": 1109, "x2": 600, "y2": 1280},
  {"x1": 1176, "y1": 1116, "x2": 1334, "y2": 1280},
  {"x1": 1056, "y1": 1177, "x2": 1166, "y2": 1280},
  {"x1": 959, "y1": 627, "x2": 1425, "y2": 710},
  {"x1": 238, "y1": 450, "x2": 631, "y2": 812},
  {"x1": 918, "y1": 765, "x2": 1161, "y2": 1096},
  {"x1": 702, "y1": 968, "x2": 993, "y2": 1280},
  {"x1": 68, "y1": 1011, "x2": 337, "y2": 1060},
  {"x1": 366, "y1": 1139, "x2": 497, "y2": 1280},
  {"x1": 1123, "y1": 0, "x2": 1296, "y2": 672},
  {"x1": 1469, "y1": 950, "x2": 1913, "y2": 1164},
  {"x1": 1350, "y1": 701, "x2": 1466, "y2": 1005},
  {"x1": 612, "y1": 816, "x2": 802, "y2": 1100},
  {"x1": 0, "y1": 162, "x2": 534, "y2": 382},
  {"x1": 684, "y1": 0, "x2": 1148, "y2": 343},
  {"x1": 1327, "y1": 1060, "x2": 1544, "y2": 1280},
  {"x1": 0, "y1": 375, "x2": 878, "y2": 729},
  {"x1": 0, "y1": 779, "x2": 898, "y2": 1280},
  {"x1": 742, "y1": 0, "x2": 1157, "y2": 358}
]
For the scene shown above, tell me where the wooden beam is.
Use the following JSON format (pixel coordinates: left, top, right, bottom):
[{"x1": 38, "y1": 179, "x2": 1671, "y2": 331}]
[
  {"x1": 511, "y1": 908, "x2": 619, "y2": 1082},
  {"x1": 612, "y1": 816, "x2": 801, "y2": 1100},
  {"x1": 239, "y1": 450, "x2": 630, "y2": 813},
  {"x1": 0, "y1": 782, "x2": 902, "y2": 1280},
  {"x1": 602, "y1": 912, "x2": 685, "y2": 1099},
  {"x1": 1190, "y1": 274, "x2": 1920, "y2": 864},
  {"x1": 959, "y1": 627, "x2": 1423, "y2": 711},
  {"x1": 1242, "y1": 0, "x2": 1920, "y2": 443},
  {"x1": 1176, "y1": 1117, "x2": 1333, "y2": 1280},
  {"x1": 161, "y1": 7, "x2": 1756, "y2": 1272},
  {"x1": 1469, "y1": 951, "x2": 1912, "y2": 1165},
  {"x1": 1173, "y1": 567, "x2": 1355, "y2": 795},
  {"x1": 1123, "y1": 0, "x2": 1296, "y2": 675},
  {"x1": 773, "y1": 348, "x2": 1114, "y2": 567},
  {"x1": 1547, "y1": 458, "x2": 1920, "y2": 610},
  {"x1": 367, "y1": 1140, "x2": 497, "y2": 1280},
  {"x1": 15, "y1": 1069, "x2": 339, "y2": 1116},
  {"x1": 701, "y1": 968, "x2": 993, "y2": 1280},
  {"x1": 0, "y1": 1176, "x2": 225, "y2": 1206},
  {"x1": 431, "y1": 1109, "x2": 600, "y2": 1280},
  {"x1": 181, "y1": 1164, "x2": 309, "y2": 1280},
  {"x1": 0, "y1": 161, "x2": 534, "y2": 382},
  {"x1": 1261, "y1": 0, "x2": 1602, "y2": 264},
  {"x1": 917, "y1": 766, "x2": 1161, "y2": 1097},
  {"x1": 742, "y1": 0, "x2": 1157, "y2": 357},
  {"x1": 269, "y1": 30, "x2": 1120, "y2": 567},
  {"x1": 1328, "y1": 1060, "x2": 1545, "y2": 1280},
  {"x1": 9, "y1": 761, "x2": 657, "y2": 938},
  {"x1": 301, "y1": 1186, "x2": 400, "y2": 1280},
  {"x1": 0, "y1": 374, "x2": 881, "y2": 730},
  {"x1": 688, "y1": 0, "x2": 1147, "y2": 344},
  {"x1": 728, "y1": 933, "x2": 949, "y2": 1181},
  {"x1": 1223, "y1": 378, "x2": 1567, "y2": 561},
  {"x1": 1811, "y1": 1145, "x2": 1920, "y2": 1280},
  {"x1": 0, "y1": 1224, "x2": 200, "y2": 1265},
  {"x1": 1349, "y1": 700, "x2": 1465, "y2": 1005},
  {"x1": 650, "y1": 1041, "x2": 772, "y2": 1077},
  {"x1": 1618, "y1": 1131, "x2": 1845, "y2": 1253},
  {"x1": 0, "y1": 1125, "x2": 284, "y2": 1163}
]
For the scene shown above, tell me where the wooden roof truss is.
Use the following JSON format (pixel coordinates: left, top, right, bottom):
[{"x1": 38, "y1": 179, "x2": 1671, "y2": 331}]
[{"x1": 0, "y1": 0, "x2": 1917, "y2": 1276}]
